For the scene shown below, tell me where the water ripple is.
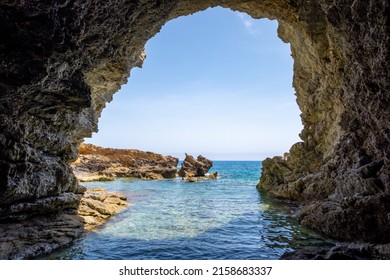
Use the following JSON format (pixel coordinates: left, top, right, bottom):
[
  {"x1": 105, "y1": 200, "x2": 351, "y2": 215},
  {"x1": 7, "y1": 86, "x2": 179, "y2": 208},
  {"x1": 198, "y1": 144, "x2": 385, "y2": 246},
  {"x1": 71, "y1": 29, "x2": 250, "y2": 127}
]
[{"x1": 44, "y1": 161, "x2": 334, "y2": 260}]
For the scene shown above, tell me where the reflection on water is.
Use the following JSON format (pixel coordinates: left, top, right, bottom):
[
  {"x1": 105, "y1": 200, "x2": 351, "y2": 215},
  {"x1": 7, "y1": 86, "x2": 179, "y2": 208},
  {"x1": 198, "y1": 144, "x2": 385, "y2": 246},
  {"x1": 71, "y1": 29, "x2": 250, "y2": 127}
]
[{"x1": 43, "y1": 161, "x2": 334, "y2": 260}]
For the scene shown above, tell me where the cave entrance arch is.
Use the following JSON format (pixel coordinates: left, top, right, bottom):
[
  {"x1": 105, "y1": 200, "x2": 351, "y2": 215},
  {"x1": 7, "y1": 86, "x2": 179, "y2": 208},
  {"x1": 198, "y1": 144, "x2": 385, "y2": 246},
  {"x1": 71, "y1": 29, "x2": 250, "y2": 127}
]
[
  {"x1": 88, "y1": 8, "x2": 301, "y2": 161},
  {"x1": 86, "y1": 0, "x2": 339, "y2": 227},
  {"x1": 1, "y1": 0, "x2": 389, "y2": 259}
]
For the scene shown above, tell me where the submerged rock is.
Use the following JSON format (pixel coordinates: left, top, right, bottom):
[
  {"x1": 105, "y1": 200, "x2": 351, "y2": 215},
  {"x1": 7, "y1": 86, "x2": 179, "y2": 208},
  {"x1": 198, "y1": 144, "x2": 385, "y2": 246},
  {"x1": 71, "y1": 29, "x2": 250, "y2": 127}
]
[
  {"x1": 208, "y1": 172, "x2": 218, "y2": 179},
  {"x1": 72, "y1": 144, "x2": 179, "y2": 181},
  {"x1": 178, "y1": 154, "x2": 213, "y2": 178},
  {"x1": 183, "y1": 176, "x2": 198, "y2": 182}
]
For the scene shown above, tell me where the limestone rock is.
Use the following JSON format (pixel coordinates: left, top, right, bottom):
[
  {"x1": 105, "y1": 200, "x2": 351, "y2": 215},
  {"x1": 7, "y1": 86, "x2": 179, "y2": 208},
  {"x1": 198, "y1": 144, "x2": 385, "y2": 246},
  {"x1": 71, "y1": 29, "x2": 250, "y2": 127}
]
[
  {"x1": 178, "y1": 154, "x2": 213, "y2": 177},
  {"x1": 0, "y1": 210, "x2": 84, "y2": 260},
  {"x1": 0, "y1": 193, "x2": 80, "y2": 222},
  {"x1": 77, "y1": 187, "x2": 128, "y2": 231},
  {"x1": 0, "y1": 0, "x2": 389, "y2": 259},
  {"x1": 71, "y1": 143, "x2": 179, "y2": 181},
  {"x1": 183, "y1": 176, "x2": 198, "y2": 183},
  {"x1": 0, "y1": 187, "x2": 127, "y2": 259},
  {"x1": 281, "y1": 243, "x2": 390, "y2": 260},
  {"x1": 208, "y1": 172, "x2": 218, "y2": 179}
]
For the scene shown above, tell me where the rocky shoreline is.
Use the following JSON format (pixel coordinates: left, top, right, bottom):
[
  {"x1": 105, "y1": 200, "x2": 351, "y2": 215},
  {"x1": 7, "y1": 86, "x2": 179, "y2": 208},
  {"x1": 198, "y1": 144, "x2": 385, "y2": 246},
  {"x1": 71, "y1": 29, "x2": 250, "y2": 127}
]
[
  {"x1": 281, "y1": 243, "x2": 390, "y2": 260},
  {"x1": 72, "y1": 144, "x2": 217, "y2": 183},
  {"x1": 72, "y1": 143, "x2": 179, "y2": 181},
  {"x1": 77, "y1": 187, "x2": 128, "y2": 231},
  {"x1": 0, "y1": 186, "x2": 128, "y2": 259},
  {"x1": 0, "y1": 144, "x2": 218, "y2": 259}
]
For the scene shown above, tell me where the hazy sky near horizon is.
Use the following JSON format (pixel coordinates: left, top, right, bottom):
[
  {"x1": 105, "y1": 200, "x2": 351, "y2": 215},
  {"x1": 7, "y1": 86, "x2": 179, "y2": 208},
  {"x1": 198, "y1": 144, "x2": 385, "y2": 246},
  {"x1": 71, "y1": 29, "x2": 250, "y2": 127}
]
[{"x1": 85, "y1": 7, "x2": 303, "y2": 160}]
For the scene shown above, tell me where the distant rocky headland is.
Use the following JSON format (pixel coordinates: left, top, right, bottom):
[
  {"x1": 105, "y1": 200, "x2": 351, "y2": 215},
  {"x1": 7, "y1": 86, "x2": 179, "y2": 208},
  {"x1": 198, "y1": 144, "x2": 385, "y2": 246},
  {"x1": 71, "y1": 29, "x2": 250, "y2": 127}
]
[
  {"x1": 72, "y1": 144, "x2": 216, "y2": 183},
  {"x1": 72, "y1": 143, "x2": 179, "y2": 181}
]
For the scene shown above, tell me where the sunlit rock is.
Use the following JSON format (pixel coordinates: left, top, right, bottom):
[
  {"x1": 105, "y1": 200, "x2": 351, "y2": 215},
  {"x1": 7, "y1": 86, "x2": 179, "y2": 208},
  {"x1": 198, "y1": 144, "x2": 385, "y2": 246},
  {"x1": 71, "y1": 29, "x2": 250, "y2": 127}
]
[
  {"x1": 178, "y1": 153, "x2": 213, "y2": 178},
  {"x1": 72, "y1": 143, "x2": 179, "y2": 181},
  {"x1": 78, "y1": 187, "x2": 128, "y2": 231}
]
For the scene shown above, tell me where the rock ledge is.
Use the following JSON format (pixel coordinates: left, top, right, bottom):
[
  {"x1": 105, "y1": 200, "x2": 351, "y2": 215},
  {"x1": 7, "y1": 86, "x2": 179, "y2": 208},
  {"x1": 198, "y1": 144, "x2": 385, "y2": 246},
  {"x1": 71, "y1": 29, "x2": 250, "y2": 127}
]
[{"x1": 72, "y1": 144, "x2": 179, "y2": 181}]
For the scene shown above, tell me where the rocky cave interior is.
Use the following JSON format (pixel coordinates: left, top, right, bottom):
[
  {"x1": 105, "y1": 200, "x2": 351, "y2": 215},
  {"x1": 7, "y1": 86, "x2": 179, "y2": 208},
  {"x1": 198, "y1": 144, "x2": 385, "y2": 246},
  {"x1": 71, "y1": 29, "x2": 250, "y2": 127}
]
[{"x1": 0, "y1": 0, "x2": 389, "y2": 259}]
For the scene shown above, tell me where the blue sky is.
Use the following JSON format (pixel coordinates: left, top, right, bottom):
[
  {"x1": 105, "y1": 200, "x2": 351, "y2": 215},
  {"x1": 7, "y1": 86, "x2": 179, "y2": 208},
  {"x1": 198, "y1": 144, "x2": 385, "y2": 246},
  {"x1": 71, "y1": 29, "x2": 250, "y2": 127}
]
[{"x1": 85, "y1": 7, "x2": 302, "y2": 160}]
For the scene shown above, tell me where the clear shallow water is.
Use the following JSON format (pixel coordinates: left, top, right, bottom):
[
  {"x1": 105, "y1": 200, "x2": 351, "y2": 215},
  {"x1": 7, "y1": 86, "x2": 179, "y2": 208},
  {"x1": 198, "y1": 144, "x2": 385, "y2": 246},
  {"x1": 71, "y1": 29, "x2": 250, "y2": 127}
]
[{"x1": 44, "y1": 161, "x2": 334, "y2": 259}]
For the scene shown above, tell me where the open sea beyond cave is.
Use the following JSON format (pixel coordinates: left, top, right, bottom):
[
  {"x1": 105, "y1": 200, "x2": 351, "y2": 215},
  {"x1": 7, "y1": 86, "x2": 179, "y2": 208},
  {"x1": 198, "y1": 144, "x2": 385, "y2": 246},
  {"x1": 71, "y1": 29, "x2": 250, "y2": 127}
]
[{"x1": 44, "y1": 161, "x2": 334, "y2": 260}]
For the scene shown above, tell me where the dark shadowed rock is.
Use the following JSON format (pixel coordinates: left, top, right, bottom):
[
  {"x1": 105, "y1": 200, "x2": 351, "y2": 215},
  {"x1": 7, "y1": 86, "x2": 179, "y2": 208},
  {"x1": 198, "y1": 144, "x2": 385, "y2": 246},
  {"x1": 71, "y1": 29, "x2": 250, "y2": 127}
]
[
  {"x1": 281, "y1": 243, "x2": 390, "y2": 260},
  {"x1": 178, "y1": 154, "x2": 213, "y2": 178},
  {"x1": 0, "y1": 210, "x2": 84, "y2": 260},
  {"x1": 0, "y1": 187, "x2": 128, "y2": 259}
]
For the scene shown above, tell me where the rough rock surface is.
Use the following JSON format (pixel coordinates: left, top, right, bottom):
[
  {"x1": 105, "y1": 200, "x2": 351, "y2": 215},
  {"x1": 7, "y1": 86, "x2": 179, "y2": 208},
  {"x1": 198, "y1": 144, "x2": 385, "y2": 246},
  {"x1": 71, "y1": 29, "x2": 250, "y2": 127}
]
[
  {"x1": 0, "y1": 0, "x2": 389, "y2": 258},
  {"x1": 178, "y1": 153, "x2": 213, "y2": 178},
  {"x1": 254, "y1": 0, "x2": 390, "y2": 244},
  {"x1": 209, "y1": 172, "x2": 218, "y2": 179},
  {"x1": 0, "y1": 210, "x2": 84, "y2": 259},
  {"x1": 0, "y1": 186, "x2": 127, "y2": 259},
  {"x1": 281, "y1": 243, "x2": 390, "y2": 260},
  {"x1": 72, "y1": 143, "x2": 179, "y2": 181},
  {"x1": 77, "y1": 187, "x2": 128, "y2": 231}
]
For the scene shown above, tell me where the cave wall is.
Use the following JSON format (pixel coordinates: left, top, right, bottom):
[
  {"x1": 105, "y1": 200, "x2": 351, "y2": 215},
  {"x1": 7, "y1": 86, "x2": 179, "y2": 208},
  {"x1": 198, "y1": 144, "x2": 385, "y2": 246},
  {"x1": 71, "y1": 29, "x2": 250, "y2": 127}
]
[
  {"x1": 0, "y1": 0, "x2": 389, "y2": 258},
  {"x1": 258, "y1": 0, "x2": 390, "y2": 242}
]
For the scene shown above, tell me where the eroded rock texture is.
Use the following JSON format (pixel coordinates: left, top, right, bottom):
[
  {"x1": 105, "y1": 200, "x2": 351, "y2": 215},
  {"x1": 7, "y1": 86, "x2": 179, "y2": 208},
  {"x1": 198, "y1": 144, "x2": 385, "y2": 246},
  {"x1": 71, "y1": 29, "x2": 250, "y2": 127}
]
[
  {"x1": 257, "y1": 0, "x2": 390, "y2": 243},
  {"x1": 72, "y1": 143, "x2": 179, "y2": 181},
  {"x1": 0, "y1": 210, "x2": 84, "y2": 259},
  {"x1": 0, "y1": 0, "x2": 389, "y2": 258},
  {"x1": 77, "y1": 187, "x2": 128, "y2": 231},
  {"x1": 281, "y1": 243, "x2": 390, "y2": 260},
  {"x1": 0, "y1": 186, "x2": 128, "y2": 259},
  {"x1": 178, "y1": 153, "x2": 213, "y2": 178}
]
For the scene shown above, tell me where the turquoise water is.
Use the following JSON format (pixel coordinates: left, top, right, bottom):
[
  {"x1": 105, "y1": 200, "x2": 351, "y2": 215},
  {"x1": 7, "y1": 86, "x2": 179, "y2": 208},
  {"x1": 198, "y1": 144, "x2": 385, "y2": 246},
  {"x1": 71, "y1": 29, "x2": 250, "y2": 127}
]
[{"x1": 45, "y1": 161, "x2": 333, "y2": 259}]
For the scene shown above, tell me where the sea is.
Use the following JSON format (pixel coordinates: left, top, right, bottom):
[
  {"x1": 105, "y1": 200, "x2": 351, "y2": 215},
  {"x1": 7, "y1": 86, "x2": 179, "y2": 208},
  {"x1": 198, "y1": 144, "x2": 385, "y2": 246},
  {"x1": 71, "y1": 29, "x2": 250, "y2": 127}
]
[{"x1": 44, "y1": 161, "x2": 334, "y2": 259}]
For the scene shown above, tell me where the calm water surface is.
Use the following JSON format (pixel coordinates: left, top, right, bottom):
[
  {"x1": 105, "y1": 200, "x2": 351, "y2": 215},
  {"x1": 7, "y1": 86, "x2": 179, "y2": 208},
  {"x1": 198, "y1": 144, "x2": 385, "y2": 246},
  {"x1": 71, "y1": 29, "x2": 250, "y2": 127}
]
[{"x1": 45, "y1": 161, "x2": 333, "y2": 259}]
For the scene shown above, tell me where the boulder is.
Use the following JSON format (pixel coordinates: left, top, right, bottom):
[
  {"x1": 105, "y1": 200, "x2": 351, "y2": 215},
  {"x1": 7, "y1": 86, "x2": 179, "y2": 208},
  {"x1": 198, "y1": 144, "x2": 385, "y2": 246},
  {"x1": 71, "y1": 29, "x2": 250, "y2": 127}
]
[
  {"x1": 77, "y1": 187, "x2": 128, "y2": 231},
  {"x1": 178, "y1": 154, "x2": 213, "y2": 177},
  {"x1": 208, "y1": 172, "x2": 218, "y2": 179},
  {"x1": 183, "y1": 176, "x2": 198, "y2": 182}
]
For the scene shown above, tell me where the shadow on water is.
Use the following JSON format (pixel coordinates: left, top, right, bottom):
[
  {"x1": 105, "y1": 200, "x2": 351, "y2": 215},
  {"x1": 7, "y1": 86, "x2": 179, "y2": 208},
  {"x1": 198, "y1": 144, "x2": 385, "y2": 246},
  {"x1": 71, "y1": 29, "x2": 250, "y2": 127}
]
[
  {"x1": 41, "y1": 161, "x2": 335, "y2": 260},
  {"x1": 44, "y1": 192, "x2": 334, "y2": 260},
  {"x1": 256, "y1": 189, "x2": 335, "y2": 252}
]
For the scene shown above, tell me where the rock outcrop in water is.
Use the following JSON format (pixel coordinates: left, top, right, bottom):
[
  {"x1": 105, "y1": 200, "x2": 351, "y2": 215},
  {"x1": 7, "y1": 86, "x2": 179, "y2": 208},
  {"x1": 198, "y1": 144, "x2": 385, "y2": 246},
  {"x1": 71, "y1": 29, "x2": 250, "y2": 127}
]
[
  {"x1": 72, "y1": 143, "x2": 179, "y2": 181},
  {"x1": 0, "y1": 0, "x2": 389, "y2": 258},
  {"x1": 78, "y1": 187, "x2": 128, "y2": 231},
  {"x1": 178, "y1": 154, "x2": 213, "y2": 180}
]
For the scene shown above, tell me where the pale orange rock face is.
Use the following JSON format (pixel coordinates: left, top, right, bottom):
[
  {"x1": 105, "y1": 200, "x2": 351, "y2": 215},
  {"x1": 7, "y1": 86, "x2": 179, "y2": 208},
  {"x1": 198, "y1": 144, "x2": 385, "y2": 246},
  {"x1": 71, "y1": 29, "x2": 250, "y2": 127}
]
[
  {"x1": 77, "y1": 187, "x2": 128, "y2": 231},
  {"x1": 71, "y1": 143, "x2": 179, "y2": 181}
]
